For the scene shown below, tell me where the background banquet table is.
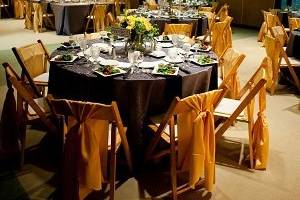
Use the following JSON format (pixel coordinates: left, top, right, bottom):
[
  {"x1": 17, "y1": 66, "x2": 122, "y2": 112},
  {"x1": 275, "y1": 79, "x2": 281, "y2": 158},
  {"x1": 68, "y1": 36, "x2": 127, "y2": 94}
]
[
  {"x1": 286, "y1": 30, "x2": 300, "y2": 59},
  {"x1": 150, "y1": 16, "x2": 208, "y2": 36},
  {"x1": 48, "y1": 43, "x2": 218, "y2": 164}
]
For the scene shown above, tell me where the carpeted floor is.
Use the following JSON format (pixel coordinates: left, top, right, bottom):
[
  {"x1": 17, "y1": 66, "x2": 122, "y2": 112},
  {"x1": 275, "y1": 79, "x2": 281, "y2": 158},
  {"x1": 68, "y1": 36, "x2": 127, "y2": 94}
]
[{"x1": 0, "y1": 19, "x2": 300, "y2": 200}]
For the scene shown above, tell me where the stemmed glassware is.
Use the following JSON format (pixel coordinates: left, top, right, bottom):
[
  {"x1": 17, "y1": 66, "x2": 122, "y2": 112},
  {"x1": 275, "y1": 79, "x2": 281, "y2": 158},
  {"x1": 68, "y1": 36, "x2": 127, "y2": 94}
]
[
  {"x1": 136, "y1": 51, "x2": 144, "y2": 73},
  {"x1": 90, "y1": 45, "x2": 99, "y2": 70},
  {"x1": 182, "y1": 43, "x2": 191, "y2": 68},
  {"x1": 128, "y1": 50, "x2": 136, "y2": 73}
]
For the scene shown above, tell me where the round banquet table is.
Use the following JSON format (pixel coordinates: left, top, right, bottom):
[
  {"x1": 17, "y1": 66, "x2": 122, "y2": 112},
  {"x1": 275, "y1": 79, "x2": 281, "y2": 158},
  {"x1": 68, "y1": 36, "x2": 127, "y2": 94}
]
[
  {"x1": 48, "y1": 41, "x2": 218, "y2": 166},
  {"x1": 150, "y1": 16, "x2": 208, "y2": 36},
  {"x1": 286, "y1": 30, "x2": 300, "y2": 59}
]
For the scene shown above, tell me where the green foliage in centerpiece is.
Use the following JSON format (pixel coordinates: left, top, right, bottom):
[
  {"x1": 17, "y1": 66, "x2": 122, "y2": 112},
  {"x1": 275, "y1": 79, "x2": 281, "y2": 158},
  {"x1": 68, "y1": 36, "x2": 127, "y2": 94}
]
[{"x1": 118, "y1": 15, "x2": 159, "y2": 52}]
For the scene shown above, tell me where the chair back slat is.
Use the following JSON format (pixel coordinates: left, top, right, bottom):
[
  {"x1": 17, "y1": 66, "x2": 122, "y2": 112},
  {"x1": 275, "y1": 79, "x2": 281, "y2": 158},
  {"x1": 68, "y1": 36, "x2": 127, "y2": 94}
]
[{"x1": 164, "y1": 23, "x2": 193, "y2": 37}]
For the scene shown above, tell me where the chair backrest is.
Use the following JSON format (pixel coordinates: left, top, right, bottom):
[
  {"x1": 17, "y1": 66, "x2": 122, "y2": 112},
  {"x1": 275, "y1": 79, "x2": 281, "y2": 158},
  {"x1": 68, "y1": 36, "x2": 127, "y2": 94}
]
[
  {"x1": 92, "y1": 4, "x2": 107, "y2": 32},
  {"x1": 217, "y1": 3, "x2": 229, "y2": 22},
  {"x1": 211, "y1": 16, "x2": 232, "y2": 56},
  {"x1": 164, "y1": 23, "x2": 193, "y2": 37},
  {"x1": 266, "y1": 13, "x2": 280, "y2": 30},
  {"x1": 49, "y1": 98, "x2": 132, "y2": 199},
  {"x1": 219, "y1": 48, "x2": 246, "y2": 99},
  {"x1": 199, "y1": 6, "x2": 213, "y2": 12},
  {"x1": 215, "y1": 57, "x2": 269, "y2": 138},
  {"x1": 263, "y1": 35, "x2": 281, "y2": 90},
  {"x1": 2, "y1": 62, "x2": 57, "y2": 133},
  {"x1": 12, "y1": 40, "x2": 49, "y2": 96},
  {"x1": 289, "y1": 17, "x2": 300, "y2": 31},
  {"x1": 270, "y1": 26, "x2": 287, "y2": 46}
]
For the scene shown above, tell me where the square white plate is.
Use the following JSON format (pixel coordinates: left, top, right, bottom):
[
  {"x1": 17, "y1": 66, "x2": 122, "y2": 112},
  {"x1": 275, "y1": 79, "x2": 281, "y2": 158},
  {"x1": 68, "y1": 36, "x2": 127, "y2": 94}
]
[
  {"x1": 189, "y1": 55, "x2": 218, "y2": 66},
  {"x1": 164, "y1": 56, "x2": 184, "y2": 63},
  {"x1": 50, "y1": 55, "x2": 78, "y2": 63},
  {"x1": 94, "y1": 66, "x2": 126, "y2": 77},
  {"x1": 152, "y1": 64, "x2": 179, "y2": 76},
  {"x1": 148, "y1": 50, "x2": 167, "y2": 58},
  {"x1": 191, "y1": 45, "x2": 212, "y2": 52}
]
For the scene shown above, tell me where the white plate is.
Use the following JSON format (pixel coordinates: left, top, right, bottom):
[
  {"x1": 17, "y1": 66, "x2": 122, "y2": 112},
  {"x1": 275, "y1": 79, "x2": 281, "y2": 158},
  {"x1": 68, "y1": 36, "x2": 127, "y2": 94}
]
[
  {"x1": 50, "y1": 55, "x2": 78, "y2": 63},
  {"x1": 191, "y1": 44, "x2": 212, "y2": 52},
  {"x1": 148, "y1": 50, "x2": 167, "y2": 58},
  {"x1": 158, "y1": 43, "x2": 174, "y2": 48},
  {"x1": 99, "y1": 59, "x2": 119, "y2": 66},
  {"x1": 139, "y1": 60, "x2": 168, "y2": 69},
  {"x1": 164, "y1": 56, "x2": 184, "y2": 63},
  {"x1": 155, "y1": 35, "x2": 172, "y2": 42},
  {"x1": 152, "y1": 64, "x2": 179, "y2": 76},
  {"x1": 94, "y1": 66, "x2": 126, "y2": 77},
  {"x1": 189, "y1": 55, "x2": 218, "y2": 66}
]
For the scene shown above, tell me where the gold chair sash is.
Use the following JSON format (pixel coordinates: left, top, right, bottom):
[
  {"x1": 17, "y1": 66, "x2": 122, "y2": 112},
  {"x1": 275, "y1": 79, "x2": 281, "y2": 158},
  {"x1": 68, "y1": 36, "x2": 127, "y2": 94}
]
[
  {"x1": 177, "y1": 90, "x2": 222, "y2": 191},
  {"x1": 33, "y1": 3, "x2": 43, "y2": 32},
  {"x1": 251, "y1": 63, "x2": 269, "y2": 170},
  {"x1": 289, "y1": 17, "x2": 300, "y2": 31},
  {"x1": 52, "y1": 100, "x2": 110, "y2": 200},
  {"x1": 13, "y1": 0, "x2": 24, "y2": 19},
  {"x1": 93, "y1": 5, "x2": 106, "y2": 32},
  {"x1": 24, "y1": 0, "x2": 32, "y2": 29},
  {"x1": 211, "y1": 16, "x2": 232, "y2": 57}
]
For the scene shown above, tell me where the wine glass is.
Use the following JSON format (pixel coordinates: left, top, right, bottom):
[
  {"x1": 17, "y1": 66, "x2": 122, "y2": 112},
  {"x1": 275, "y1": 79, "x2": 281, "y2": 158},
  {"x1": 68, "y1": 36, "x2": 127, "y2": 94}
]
[
  {"x1": 128, "y1": 50, "x2": 136, "y2": 74},
  {"x1": 182, "y1": 43, "x2": 191, "y2": 68},
  {"x1": 172, "y1": 34, "x2": 179, "y2": 48},
  {"x1": 136, "y1": 51, "x2": 144, "y2": 73},
  {"x1": 78, "y1": 37, "x2": 87, "y2": 58},
  {"x1": 69, "y1": 35, "x2": 76, "y2": 49},
  {"x1": 90, "y1": 45, "x2": 99, "y2": 69}
]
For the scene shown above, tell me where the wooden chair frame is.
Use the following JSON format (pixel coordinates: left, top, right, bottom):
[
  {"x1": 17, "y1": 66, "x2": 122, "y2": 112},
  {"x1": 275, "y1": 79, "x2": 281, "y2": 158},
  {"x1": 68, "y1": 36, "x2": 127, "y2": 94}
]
[
  {"x1": 12, "y1": 40, "x2": 50, "y2": 96},
  {"x1": 163, "y1": 23, "x2": 193, "y2": 37},
  {"x1": 2, "y1": 62, "x2": 57, "y2": 168},
  {"x1": 215, "y1": 58, "x2": 269, "y2": 168},
  {"x1": 50, "y1": 99, "x2": 132, "y2": 199},
  {"x1": 145, "y1": 89, "x2": 227, "y2": 199},
  {"x1": 264, "y1": 35, "x2": 300, "y2": 94},
  {"x1": 85, "y1": 4, "x2": 107, "y2": 33}
]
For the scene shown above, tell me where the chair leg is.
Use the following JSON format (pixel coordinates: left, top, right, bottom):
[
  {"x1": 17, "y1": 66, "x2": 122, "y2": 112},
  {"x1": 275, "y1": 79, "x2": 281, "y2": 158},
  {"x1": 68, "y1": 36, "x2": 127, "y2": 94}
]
[
  {"x1": 109, "y1": 124, "x2": 117, "y2": 200},
  {"x1": 19, "y1": 120, "x2": 26, "y2": 169},
  {"x1": 169, "y1": 118, "x2": 177, "y2": 200},
  {"x1": 238, "y1": 143, "x2": 245, "y2": 165}
]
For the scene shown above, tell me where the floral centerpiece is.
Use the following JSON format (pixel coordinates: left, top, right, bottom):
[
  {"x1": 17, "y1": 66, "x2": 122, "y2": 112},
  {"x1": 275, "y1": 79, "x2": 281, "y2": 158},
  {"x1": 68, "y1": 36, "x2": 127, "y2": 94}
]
[{"x1": 118, "y1": 15, "x2": 159, "y2": 52}]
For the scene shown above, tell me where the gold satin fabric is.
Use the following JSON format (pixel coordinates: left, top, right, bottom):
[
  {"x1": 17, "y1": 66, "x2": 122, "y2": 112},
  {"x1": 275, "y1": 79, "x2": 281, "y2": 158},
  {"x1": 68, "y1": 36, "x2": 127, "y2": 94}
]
[
  {"x1": 258, "y1": 22, "x2": 267, "y2": 42},
  {"x1": 271, "y1": 26, "x2": 287, "y2": 46},
  {"x1": 164, "y1": 23, "x2": 193, "y2": 37},
  {"x1": 264, "y1": 35, "x2": 281, "y2": 93},
  {"x1": 17, "y1": 43, "x2": 47, "y2": 79},
  {"x1": 251, "y1": 64, "x2": 269, "y2": 170},
  {"x1": 93, "y1": 5, "x2": 106, "y2": 32},
  {"x1": 13, "y1": 0, "x2": 25, "y2": 19},
  {"x1": 33, "y1": 3, "x2": 43, "y2": 33},
  {"x1": 211, "y1": 16, "x2": 232, "y2": 57},
  {"x1": 289, "y1": 17, "x2": 300, "y2": 31},
  {"x1": 220, "y1": 48, "x2": 242, "y2": 99},
  {"x1": 24, "y1": 0, "x2": 32, "y2": 29},
  {"x1": 52, "y1": 100, "x2": 110, "y2": 200},
  {"x1": 177, "y1": 90, "x2": 223, "y2": 192}
]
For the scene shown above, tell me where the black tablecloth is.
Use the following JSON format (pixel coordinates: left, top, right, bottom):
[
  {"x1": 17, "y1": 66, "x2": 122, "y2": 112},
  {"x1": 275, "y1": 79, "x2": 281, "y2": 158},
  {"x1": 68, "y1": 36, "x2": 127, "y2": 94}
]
[
  {"x1": 51, "y1": 3, "x2": 91, "y2": 35},
  {"x1": 48, "y1": 42, "x2": 218, "y2": 165},
  {"x1": 151, "y1": 17, "x2": 208, "y2": 36},
  {"x1": 286, "y1": 30, "x2": 300, "y2": 59}
]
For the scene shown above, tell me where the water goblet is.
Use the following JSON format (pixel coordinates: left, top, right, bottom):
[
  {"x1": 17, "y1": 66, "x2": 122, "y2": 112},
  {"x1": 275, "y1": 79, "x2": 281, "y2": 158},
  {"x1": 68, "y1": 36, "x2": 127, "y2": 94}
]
[
  {"x1": 128, "y1": 50, "x2": 136, "y2": 74},
  {"x1": 182, "y1": 43, "x2": 191, "y2": 68},
  {"x1": 136, "y1": 51, "x2": 144, "y2": 73},
  {"x1": 90, "y1": 45, "x2": 99, "y2": 69}
]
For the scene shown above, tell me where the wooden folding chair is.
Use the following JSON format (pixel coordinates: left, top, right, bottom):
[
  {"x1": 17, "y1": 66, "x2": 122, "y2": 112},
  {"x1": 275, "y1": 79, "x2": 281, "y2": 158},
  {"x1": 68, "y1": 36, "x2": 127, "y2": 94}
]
[
  {"x1": 12, "y1": 40, "x2": 50, "y2": 96},
  {"x1": 32, "y1": 2, "x2": 55, "y2": 32},
  {"x1": 2, "y1": 62, "x2": 57, "y2": 168},
  {"x1": 49, "y1": 99, "x2": 132, "y2": 200},
  {"x1": 0, "y1": 0, "x2": 10, "y2": 18},
  {"x1": 264, "y1": 35, "x2": 300, "y2": 94},
  {"x1": 145, "y1": 89, "x2": 226, "y2": 199},
  {"x1": 288, "y1": 17, "x2": 300, "y2": 32},
  {"x1": 257, "y1": 10, "x2": 271, "y2": 42},
  {"x1": 85, "y1": 4, "x2": 107, "y2": 33},
  {"x1": 215, "y1": 57, "x2": 271, "y2": 169},
  {"x1": 163, "y1": 23, "x2": 193, "y2": 37},
  {"x1": 13, "y1": 0, "x2": 24, "y2": 19},
  {"x1": 270, "y1": 25, "x2": 289, "y2": 46},
  {"x1": 105, "y1": 12, "x2": 116, "y2": 27},
  {"x1": 211, "y1": 16, "x2": 233, "y2": 57},
  {"x1": 218, "y1": 47, "x2": 246, "y2": 99}
]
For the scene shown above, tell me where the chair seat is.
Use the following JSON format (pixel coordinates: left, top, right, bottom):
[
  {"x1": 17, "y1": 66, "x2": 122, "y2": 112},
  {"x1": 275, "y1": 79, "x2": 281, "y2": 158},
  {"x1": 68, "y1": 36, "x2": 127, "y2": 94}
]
[
  {"x1": 33, "y1": 72, "x2": 49, "y2": 84},
  {"x1": 214, "y1": 98, "x2": 248, "y2": 121},
  {"x1": 27, "y1": 97, "x2": 51, "y2": 117},
  {"x1": 280, "y1": 56, "x2": 300, "y2": 67}
]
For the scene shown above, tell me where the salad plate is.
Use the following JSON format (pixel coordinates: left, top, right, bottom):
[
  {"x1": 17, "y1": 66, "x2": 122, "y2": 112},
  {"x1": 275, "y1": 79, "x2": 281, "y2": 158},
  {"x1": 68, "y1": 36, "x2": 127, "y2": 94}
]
[
  {"x1": 50, "y1": 54, "x2": 78, "y2": 63},
  {"x1": 94, "y1": 65, "x2": 126, "y2": 77},
  {"x1": 190, "y1": 54, "x2": 218, "y2": 66},
  {"x1": 164, "y1": 56, "x2": 184, "y2": 63},
  {"x1": 191, "y1": 43, "x2": 212, "y2": 52},
  {"x1": 148, "y1": 50, "x2": 167, "y2": 58},
  {"x1": 155, "y1": 35, "x2": 172, "y2": 42},
  {"x1": 152, "y1": 63, "x2": 179, "y2": 76}
]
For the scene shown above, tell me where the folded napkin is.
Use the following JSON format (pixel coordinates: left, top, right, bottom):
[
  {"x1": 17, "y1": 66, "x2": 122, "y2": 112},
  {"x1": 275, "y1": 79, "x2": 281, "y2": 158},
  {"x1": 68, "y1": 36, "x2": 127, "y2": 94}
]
[{"x1": 139, "y1": 60, "x2": 167, "y2": 68}]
